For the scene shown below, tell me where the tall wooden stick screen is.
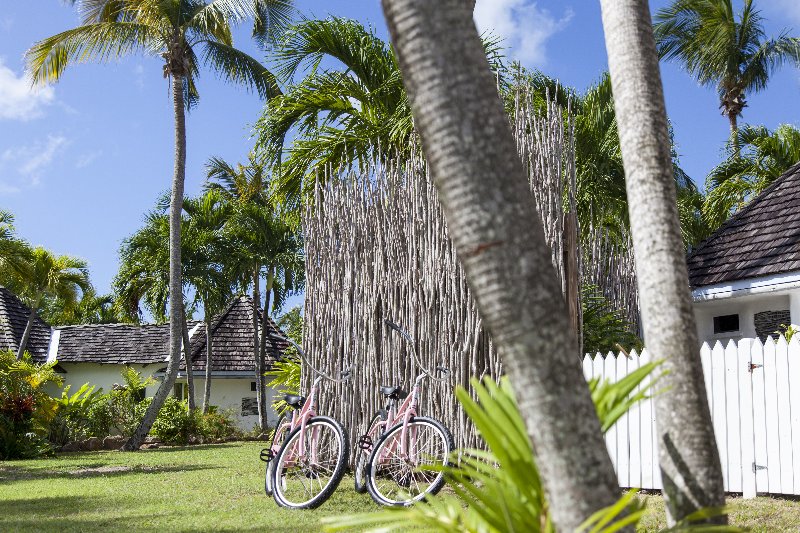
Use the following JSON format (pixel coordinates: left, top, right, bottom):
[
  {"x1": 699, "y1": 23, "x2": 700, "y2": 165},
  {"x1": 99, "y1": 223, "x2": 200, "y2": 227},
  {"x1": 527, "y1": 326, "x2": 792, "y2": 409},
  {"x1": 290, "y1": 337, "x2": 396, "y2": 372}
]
[{"x1": 302, "y1": 93, "x2": 637, "y2": 450}]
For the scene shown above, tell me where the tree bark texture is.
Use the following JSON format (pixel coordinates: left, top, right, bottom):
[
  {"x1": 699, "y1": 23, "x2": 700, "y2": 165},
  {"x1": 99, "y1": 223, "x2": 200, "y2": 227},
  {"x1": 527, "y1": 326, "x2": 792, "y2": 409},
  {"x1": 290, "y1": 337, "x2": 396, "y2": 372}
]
[
  {"x1": 182, "y1": 309, "x2": 195, "y2": 411},
  {"x1": 16, "y1": 304, "x2": 39, "y2": 360},
  {"x1": 203, "y1": 311, "x2": 213, "y2": 414},
  {"x1": 125, "y1": 72, "x2": 187, "y2": 450},
  {"x1": 381, "y1": 1, "x2": 621, "y2": 530},
  {"x1": 598, "y1": 0, "x2": 726, "y2": 523},
  {"x1": 252, "y1": 268, "x2": 267, "y2": 430},
  {"x1": 258, "y1": 268, "x2": 274, "y2": 430}
]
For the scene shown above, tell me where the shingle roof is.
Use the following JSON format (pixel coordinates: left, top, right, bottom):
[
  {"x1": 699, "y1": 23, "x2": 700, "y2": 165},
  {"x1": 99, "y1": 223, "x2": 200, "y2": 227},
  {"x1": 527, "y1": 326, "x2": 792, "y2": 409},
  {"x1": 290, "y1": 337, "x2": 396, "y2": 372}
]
[
  {"x1": 54, "y1": 322, "x2": 200, "y2": 365},
  {"x1": 687, "y1": 162, "x2": 800, "y2": 288},
  {"x1": 0, "y1": 286, "x2": 51, "y2": 362},
  {"x1": 182, "y1": 295, "x2": 290, "y2": 373}
]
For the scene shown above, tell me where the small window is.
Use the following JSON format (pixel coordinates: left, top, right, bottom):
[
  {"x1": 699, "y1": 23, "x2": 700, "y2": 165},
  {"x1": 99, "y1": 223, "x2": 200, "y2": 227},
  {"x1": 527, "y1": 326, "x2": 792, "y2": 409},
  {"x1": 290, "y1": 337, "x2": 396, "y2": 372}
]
[
  {"x1": 713, "y1": 314, "x2": 740, "y2": 334},
  {"x1": 251, "y1": 381, "x2": 257, "y2": 392},
  {"x1": 174, "y1": 382, "x2": 187, "y2": 400}
]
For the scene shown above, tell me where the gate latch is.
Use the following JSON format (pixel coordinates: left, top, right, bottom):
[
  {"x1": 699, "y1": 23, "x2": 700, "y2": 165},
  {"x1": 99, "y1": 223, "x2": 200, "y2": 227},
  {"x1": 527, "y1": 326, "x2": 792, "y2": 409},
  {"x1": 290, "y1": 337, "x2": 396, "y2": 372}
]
[
  {"x1": 748, "y1": 363, "x2": 763, "y2": 373},
  {"x1": 752, "y1": 462, "x2": 767, "y2": 472}
]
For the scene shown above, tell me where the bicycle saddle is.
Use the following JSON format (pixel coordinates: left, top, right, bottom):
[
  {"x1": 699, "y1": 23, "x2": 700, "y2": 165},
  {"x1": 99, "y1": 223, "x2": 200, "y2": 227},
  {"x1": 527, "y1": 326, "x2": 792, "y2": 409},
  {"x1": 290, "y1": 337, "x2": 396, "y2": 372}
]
[
  {"x1": 379, "y1": 386, "x2": 407, "y2": 400},
  {"x1": 283, "y1": 394, "x2": 306, "y2": 409}
]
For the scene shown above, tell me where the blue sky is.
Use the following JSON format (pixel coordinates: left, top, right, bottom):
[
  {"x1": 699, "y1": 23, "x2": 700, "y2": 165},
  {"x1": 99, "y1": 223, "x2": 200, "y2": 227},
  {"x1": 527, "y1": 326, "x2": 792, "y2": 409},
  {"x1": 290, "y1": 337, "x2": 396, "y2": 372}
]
[{"x1": 1, "y1": 1, "x2": 799, "y2": 316}]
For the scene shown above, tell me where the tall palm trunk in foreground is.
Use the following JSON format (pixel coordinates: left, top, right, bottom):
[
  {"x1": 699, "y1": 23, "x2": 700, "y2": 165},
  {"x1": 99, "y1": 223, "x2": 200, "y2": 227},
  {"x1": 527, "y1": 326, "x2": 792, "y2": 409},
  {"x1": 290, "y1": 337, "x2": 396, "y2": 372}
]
[
  {"x1": 203, "y1": 306, "x2": 214, "y2": 414},
  {"x1": 381, "y1": 1, "x2": 620, "y2": 530},
  {"x1": 126, "y1": 71, "x2": 188, "y2": 450},
  {"x1": 599, "y1": 0, "x2": 725, "y2": 524}
]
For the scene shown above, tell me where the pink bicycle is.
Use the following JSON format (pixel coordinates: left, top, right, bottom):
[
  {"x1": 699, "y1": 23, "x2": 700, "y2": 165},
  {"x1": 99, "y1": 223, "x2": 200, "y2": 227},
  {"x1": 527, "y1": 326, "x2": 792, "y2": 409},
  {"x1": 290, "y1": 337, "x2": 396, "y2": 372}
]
[
  {"x1": 260, "y1": 338, "x2": 351, "y2": 509},
  {"x1": 354, "y1": 319, "x2": 454, "y2": 506}
]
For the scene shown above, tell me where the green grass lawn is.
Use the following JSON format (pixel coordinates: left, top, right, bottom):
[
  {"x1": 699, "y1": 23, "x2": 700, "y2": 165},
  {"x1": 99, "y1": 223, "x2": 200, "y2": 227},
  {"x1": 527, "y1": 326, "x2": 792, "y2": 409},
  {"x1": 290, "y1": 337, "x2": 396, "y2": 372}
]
[{"x1": 1, "y1": 442, "x2": 799, "y2": 532}]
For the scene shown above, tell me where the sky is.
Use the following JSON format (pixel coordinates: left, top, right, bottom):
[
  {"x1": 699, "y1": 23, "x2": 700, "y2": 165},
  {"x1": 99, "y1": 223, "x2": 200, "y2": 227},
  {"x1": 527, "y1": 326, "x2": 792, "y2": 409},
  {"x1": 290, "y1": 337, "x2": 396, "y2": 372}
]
[{"x1": 1, "y1": 0, "x2": 799, "y2": 317}]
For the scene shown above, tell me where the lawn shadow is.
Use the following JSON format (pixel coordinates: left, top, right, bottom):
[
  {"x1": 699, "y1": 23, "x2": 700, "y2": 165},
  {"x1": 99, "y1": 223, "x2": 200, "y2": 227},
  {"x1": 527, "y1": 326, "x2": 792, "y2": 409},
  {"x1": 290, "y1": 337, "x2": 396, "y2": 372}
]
[
  {"x1": 0, "y1": 463, "x2": 218, "y2": 484},
  {"x1": 0, "y1": 495, "x2": 173, "y2": 532}
]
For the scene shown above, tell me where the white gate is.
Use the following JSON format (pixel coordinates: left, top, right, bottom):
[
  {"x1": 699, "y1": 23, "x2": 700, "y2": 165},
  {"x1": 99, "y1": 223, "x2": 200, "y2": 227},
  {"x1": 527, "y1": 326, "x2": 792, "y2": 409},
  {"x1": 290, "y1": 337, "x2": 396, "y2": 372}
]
[{"x1": 583, "y1": 336, "x2": 800, "y2": 497}]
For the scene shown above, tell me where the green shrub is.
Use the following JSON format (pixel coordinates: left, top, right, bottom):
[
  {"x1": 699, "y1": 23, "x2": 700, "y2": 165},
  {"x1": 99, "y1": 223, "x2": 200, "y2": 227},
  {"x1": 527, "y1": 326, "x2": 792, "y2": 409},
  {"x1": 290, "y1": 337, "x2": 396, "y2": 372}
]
[
  {"x1": 199, "y1": 408, "x2": 239, "y2": 441},
  {"x1": 151, "y1": 397, "x2": 198, "y2": 445},
  {"x1": 48, "y1": 383, "x2": 106, "y2": 446},
  {"x1": 0, "y1": 350, "x2": 61, "y2": 460}
]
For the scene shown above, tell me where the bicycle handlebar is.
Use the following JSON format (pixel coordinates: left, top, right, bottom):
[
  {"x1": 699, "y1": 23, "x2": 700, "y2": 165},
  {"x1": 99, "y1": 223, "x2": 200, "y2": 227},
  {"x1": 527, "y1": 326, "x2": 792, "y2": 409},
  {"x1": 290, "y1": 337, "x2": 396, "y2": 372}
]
[
  {"x1": 383, "y1": 318, "x2": 449, "y2": 382},
  {"x1": 282, "y1": 336, "x2": 353, "y2": 384}
]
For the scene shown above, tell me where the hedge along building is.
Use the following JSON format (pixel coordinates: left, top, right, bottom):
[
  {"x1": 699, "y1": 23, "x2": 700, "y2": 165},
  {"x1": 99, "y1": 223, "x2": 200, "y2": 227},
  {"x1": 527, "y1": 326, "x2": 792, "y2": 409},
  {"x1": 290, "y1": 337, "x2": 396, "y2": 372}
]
[
  {"x1": 0, "y1": 288, "x2": 288, "y2": 430},
  {"x1": 688, "y1": 162, "x2": 800, "y2": 345}
]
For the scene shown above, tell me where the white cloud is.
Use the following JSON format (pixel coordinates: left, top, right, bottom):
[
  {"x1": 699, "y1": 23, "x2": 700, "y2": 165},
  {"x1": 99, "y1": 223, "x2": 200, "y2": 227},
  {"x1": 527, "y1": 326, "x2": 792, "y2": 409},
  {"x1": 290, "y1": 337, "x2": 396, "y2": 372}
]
[
  {"x1": 76, "y1": 150, "x2": 102, "y2": 169},
  {"x1": 1, "y1": 135, "x2": 69, "y2": 188},
  {"x1": 474, "y1": 0, "x2": 573, "y2": 67},
  {"x1": 0, "y1": 59, "x2": 55, "y2": 121}
]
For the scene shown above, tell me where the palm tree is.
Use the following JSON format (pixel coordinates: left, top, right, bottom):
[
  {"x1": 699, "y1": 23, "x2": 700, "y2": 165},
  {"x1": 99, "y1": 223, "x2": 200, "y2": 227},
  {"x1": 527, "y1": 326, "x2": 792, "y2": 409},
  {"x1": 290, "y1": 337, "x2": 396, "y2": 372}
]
[
  {"x1": 600, "y1": 0, "x2": 726, "y2": 523},
  {"x1": 26, "y1": 0, "x2": 292, "y2": 450},
  {"x1": 181, "y1": 190, "x2": 233, "y2": 413},
  {"x1": 654, "y1": 0, "x2": 800, "y2": 145},
  {"x1": 255, "y1": 17, "x2": 412, "y2": 211},
  {"x1": 0, "y1": 212, "x2": 33, "y2": 290},
  {"x1": 114, "y1": 203, "x2": 218, "y2": 411},
  {"x1": 13, "y1": 247, "x2": 90, "y2": 359},
  {"x1": 40, "y1": 288, "x2": 125, "y2": 326},
  {"x1": 206, "y1": 155, "x2": 304, "y2": 429},
  {"x1": 704, "y1": 124, "x2": 800, "y2": 229},
  {"x1": 381, "y1": 0, "x2": 621, "y2": 530}
]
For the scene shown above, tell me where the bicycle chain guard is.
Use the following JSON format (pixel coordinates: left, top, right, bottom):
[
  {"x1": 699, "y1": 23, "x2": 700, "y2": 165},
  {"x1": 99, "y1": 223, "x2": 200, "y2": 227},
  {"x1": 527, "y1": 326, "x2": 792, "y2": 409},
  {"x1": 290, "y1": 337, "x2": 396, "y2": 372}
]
[
  {"x1": 259, "y1": 448, "x2": 275, "y2": 462},
  {"x1": 357, "y1": 434, "x2": 373, "y2": 451}
]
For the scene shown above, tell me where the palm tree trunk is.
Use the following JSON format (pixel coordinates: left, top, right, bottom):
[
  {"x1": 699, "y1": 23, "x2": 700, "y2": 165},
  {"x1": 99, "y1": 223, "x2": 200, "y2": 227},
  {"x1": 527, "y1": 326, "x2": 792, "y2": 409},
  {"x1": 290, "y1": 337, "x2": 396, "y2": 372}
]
[
  {"x1": 252, "y1": 267, "x2": 266, "y2": 430},
  {"x1": 182, "y1": 309, "x2": 195, "y2": 411},
  {"x1": 16, "y1": 303, "x2": 40, "y2": 360},
  {"x1": 598, "y1": 0, "x2": 726, "y2": 524},
  {"x1": 381, "y1": 1, "x2": 621, "y2": 530},
  {"x1": 203, "y1": 307, "x2": 213, "y2": 414},
  {"x1": 729, "y1": 112, "x2": 740, "y2": 155},
  {"x1": 258, "y1": 267, "x2": 275, "y2": 430},
  {"x1": 125, "y1": 71, "x2": 187, "y2": 451}
]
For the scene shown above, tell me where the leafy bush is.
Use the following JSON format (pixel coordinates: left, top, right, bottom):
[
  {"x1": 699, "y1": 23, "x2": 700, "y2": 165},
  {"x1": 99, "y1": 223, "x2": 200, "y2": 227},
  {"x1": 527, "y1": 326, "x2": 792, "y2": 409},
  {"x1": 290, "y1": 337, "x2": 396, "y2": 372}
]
[
  {"x1": 48, "y1": 383, "x2": 106, "y2": 446},
  {"x1": 104, "y1": 367, "x2": 155, "y2": 437},
  {"x1": 151, "y1": 397, "x2": 199, "y2": 445},
  {"x1": 198, "y1": 408, "x2": 239, "y2": 441},
  {"x1": 582, "y1": 283, "x2": 642, "y2": 355},
  {"x1": 0, "y1": 350, "x2": 61, "y2": 459},
  {"x1": 265, "y1": 358, "x2": 301, "y2": 414}
]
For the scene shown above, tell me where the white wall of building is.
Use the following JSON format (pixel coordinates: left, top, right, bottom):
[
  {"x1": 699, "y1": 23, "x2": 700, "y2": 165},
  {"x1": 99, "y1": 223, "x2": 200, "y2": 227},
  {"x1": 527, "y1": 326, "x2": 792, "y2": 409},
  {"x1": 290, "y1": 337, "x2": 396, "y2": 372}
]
[
  {"x1": 53, "y1": 363, "x2": 282, "y2": 431},
  {"x1": 693, "y1": 293, "x2": 793, "y2": 345}
]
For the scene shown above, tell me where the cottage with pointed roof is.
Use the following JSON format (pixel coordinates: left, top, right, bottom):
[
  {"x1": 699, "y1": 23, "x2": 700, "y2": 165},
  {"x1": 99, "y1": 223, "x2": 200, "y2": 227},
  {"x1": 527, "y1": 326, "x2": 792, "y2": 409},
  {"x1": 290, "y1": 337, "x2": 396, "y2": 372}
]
[
  {"x1": 0, "y1": 288, "x2": 289, "y2": 430},
  {"x1": 688, "y1": 162, "x2": 800, "y2": 344}
]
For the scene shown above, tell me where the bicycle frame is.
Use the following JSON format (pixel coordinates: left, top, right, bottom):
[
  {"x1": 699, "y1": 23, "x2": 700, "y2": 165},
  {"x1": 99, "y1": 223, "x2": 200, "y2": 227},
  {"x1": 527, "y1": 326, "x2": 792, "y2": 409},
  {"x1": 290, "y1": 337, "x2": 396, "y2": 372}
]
[
  {"x1": 375, "y1": 372, "x2": 427, "y2": 464},
  {"x1": 271, "y1": 375, "x2": 324, "y2": 466}
]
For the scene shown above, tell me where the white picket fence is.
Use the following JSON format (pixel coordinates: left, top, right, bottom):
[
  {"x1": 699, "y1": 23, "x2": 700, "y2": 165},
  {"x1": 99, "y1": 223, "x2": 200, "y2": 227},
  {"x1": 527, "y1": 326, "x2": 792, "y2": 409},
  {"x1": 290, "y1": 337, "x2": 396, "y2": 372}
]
[{"x1": 584, "y1": 336, "x2": 800, "y2": 498}]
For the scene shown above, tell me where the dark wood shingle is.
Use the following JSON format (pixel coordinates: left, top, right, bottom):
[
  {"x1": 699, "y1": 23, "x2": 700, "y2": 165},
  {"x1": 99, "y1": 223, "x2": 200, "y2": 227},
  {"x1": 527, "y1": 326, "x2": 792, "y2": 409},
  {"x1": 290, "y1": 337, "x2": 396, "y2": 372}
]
[{"x1": 687, "y1": 162, "x2": 800, "y2": 287}]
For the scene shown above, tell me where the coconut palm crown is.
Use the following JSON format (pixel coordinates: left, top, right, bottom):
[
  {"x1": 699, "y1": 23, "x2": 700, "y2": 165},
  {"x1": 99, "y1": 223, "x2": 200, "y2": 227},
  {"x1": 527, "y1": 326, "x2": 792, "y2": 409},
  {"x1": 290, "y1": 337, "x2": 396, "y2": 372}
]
[
  {"x1": 13, "y1": 247, "x2": 90, "y2": 359},
  {"x1": 654, "y1": 0, "x2": 800, "y2": 142},
  {"x1": 704, "y1": 123, "x2": 800, "y2": 229}
]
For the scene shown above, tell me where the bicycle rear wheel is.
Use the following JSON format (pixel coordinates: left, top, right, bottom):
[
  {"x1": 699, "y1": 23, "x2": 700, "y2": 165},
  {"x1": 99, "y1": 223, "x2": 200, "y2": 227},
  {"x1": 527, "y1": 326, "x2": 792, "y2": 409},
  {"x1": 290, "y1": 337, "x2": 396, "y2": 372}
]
[
  {"x1": 272, "y1": 416, "x2": 349, "y2": 509},
  {"x1": 366, "y1": 416, "x2": 454, "y2": 506}
]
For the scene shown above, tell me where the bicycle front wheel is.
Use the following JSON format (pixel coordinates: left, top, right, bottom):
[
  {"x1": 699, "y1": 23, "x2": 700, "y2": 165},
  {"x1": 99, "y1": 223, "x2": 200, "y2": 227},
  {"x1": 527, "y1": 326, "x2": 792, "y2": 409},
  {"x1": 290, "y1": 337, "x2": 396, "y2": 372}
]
[
  {"x1": 272, "y1": 416, "x2": 349, "y2": 509},
  {"x1": 366, "y1": 416, "x2": 454, "y2": 506},
  {"x1": 355, "y1": 412, "x2": 385, "y2": 494}
]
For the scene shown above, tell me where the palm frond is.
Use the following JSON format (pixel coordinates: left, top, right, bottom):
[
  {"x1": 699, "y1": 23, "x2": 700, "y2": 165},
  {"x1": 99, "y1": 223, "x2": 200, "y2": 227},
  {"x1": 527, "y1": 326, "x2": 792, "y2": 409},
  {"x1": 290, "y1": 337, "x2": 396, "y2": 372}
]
[
  {"x1": 26, "y1": 21, "x2": 162, "y2": 85},
  {"x1": 200, "y1": 39, "x2": 281, "y2": 99}
]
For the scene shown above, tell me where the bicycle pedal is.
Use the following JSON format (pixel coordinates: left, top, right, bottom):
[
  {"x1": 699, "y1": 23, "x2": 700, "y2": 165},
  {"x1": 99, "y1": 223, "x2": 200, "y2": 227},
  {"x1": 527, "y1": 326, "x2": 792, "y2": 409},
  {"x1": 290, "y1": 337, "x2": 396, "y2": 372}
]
[
  {"x1": 259, "y1": 448, "x2": 275, "y2": 462},
  {"x1": 357, "y1": 434, "x2": 373, "y2": 451}
]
